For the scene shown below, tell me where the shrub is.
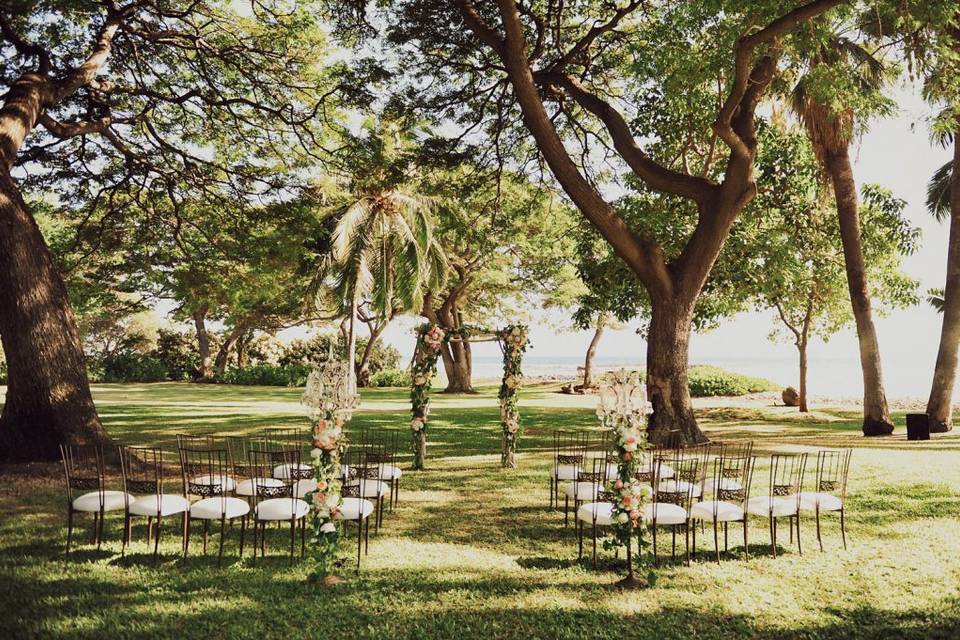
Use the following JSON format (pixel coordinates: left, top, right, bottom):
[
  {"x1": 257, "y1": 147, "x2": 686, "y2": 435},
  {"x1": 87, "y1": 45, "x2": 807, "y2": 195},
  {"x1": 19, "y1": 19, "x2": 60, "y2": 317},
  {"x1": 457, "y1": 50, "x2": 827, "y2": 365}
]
[
  {"x1": 279, "y1": 334, "x2": 401, "y2": 386},
  {"x1": 153, "y1": 329, "x2": 199, "y2": 380},
  {"x1": 220, "y1": 364, "x2": 310, "y2": 387},
  {"x1": 686, "y1": 365, "x2": 778, "y2": 397},
  {"x1": 101, "y1": 353, "x2": 168, "y2": 383},
  {"x1": 369, "y1": 368, "x2": 412, "y2": 388}
]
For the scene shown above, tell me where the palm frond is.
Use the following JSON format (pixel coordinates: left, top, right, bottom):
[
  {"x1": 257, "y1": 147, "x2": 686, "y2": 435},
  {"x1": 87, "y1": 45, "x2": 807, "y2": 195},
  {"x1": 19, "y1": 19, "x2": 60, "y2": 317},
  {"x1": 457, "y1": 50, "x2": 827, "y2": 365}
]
[{"x1": 927, "y1": 160, "x2": 954, "y2": 222}]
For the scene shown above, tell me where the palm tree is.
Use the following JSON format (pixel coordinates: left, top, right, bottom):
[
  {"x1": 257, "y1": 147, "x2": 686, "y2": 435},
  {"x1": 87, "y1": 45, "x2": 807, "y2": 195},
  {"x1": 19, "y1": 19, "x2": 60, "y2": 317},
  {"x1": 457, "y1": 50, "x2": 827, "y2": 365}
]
[
  {"x1": 313, "y1": 120, "x2": 447, "y2": 384},
  {"x1": 790, "y1": 36, "x2": 896, "y2": 436}
]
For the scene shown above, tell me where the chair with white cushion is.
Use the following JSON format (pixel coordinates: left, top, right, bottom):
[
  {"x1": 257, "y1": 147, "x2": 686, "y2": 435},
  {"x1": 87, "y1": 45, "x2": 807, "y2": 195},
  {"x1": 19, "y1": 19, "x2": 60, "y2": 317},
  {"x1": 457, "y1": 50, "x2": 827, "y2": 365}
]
[
  {"x1": 179, "y1": 446, "x2": 249, "y2": 564},
  {"x1": 118, "y1": 445, "x2": 189, "y2": 559},
  {"x1": 343, "y1": 447, "x2": 390, "y2": 531},
  {"x1": 747, "y1": 452, "x2": 807, "y2": 557},
  {"x1": 575, "y1": 459, "x2": 614, "y2": 568},
  {"x1": 562, "y1": 459, "x2": 602, "y2": 527},
  {"x1": 550, "y1": 430, "x2": 588, "y2": 511},
  {"x1": 646, "y1": 456, "x2": 699, "y2": 565},
  {"x1": 798, "y1": 449, "x2": 852, "y2": 551},
  {"x1": 60, "y1": 444, "x2": 132, "y2": 554},
  {"x1": 708, "y1": 441, "x2": 755, "y2": 496},
  {"x1": 660, "y1": 443, "x2": 708, "y2": 502},
  {"x1": 690, "y1": 454, "x2": 755, "y2": 562},
  {"x1": 335, "y1": 483, "x2": 375, "y2": 569},
  {"x1": 249, "y1": 448, "x2": 309, "y2": 562}
]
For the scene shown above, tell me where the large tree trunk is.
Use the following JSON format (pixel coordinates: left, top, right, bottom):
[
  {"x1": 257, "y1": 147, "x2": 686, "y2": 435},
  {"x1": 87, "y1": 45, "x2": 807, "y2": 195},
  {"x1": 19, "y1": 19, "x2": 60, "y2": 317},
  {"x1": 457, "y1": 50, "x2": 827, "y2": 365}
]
[
  {"x1": 192, "y1": 306, "x2": 212, "y2": 380},
  {"x1": 441, "y1": 338, "x2": 474, "y2": 393},
  {"x1": 582, "y1": 313, "x2": 607, "y2": 388},
  {"x1": 346, "y1": 297, "x2": 358, "y2": 390},
  {"x1": 825, "y1": 149, "x2": 894, "y2": 436},
  {"x1": 798, "y1": 338, "x2": 809, "y2": 413},
  {"x1": 645, "y1": 299, "x2": 706, "y2": 446},
  {"x1": 926, "y1": 131, "x2": 960, "y2": 433},
  {"x1": 0, "y1": 172, "x2": 109, "y2": 461},
  {"x1": 356, "y1": 318, "x2": 390, "y2": 387},
  {"x1": 213, "y1": 324, "x2": 246, "y2": 377}
]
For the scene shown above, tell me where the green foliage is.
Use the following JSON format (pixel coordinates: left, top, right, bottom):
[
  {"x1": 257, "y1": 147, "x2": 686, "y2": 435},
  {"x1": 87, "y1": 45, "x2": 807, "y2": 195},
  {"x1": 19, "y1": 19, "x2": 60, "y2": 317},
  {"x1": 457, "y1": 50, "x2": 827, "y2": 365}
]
[
  {"x1": 685, "y1": 366, "x2": 779, "y2": 398},
  {"x1": 369, "y1": 368, "x2": 412, "y2": 388},
  {"x1": 220, "y1": 364, "x2": 311, "y2": 388},
  {"x1": 280, "y1": 334, "x2": 401, "y2": 382},
  {"x1": 100, "y1": 353, "x2": 168, "y2": 383},
  {"x1": 153, "y1": 330, "x2": 200, "y2": 381}
]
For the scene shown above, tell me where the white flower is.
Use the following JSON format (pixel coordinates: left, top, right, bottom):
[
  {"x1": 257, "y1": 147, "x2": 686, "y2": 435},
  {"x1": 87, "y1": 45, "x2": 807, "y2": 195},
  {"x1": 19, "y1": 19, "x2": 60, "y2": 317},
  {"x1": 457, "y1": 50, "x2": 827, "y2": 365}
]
[
  {"x1": 310, "y1": 448, "x2": 322, "y2": 459},
  {"x1": 320, "y1": 522, "x2": 336, "y2": 534},
  {"x1": 617, "y1": 512, "x2": 629, "y2": 524},
  {"x1": 410, "y1": 417, "x2": 424, "y2": 432},
  {"x1": 325, "y1": 493, "x2": 340, "y2": 508}
]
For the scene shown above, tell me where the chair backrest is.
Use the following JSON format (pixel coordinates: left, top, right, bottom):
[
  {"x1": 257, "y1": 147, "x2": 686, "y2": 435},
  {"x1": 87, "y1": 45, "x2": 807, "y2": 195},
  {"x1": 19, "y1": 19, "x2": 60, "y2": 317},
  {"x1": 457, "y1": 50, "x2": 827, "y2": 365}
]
[
  {"x1": 118, "y1": 445, "x2": 166, "y2": 508},
  {"x1": 60, "y1": 444, "x2": 106, "y2": 503},
  {"x1": 179, "y1": 446, "x2": 230, "y2": 499},
  {"x1": 261, "y1": 427, "x2": 305, "y2": 450},
  {"x1": 226, "y1": 436, "x2": 253, "y2": 476},
  {"x1": 654, "y1": 456, "x2": 699, "y2": 509},
  {"x1": 635, "y1": 452, "x2": 659, "y2": 484},
  {"x1": 575, "y1": 457, "x2": 609, "y2": 499},
  {"x1": 676, "y1": 443, "x2": 710, "y2": 487},
  {"x1": 553, "y1": 430, "x2": 589, "y2": 472},
  {"x1": 814, "y1": 449, "x2": 852, "y2": 498},
  {"x1": 710, "y1": 455, "x2": 754, "y2": 507},
  {"x1": 767, "y1": 452, "x2": 808, "y2": 502},
  {"x1": 176, "y1": 433, "x2": 215, "y2": 451},
  {"x1": 248, "y1": 448, "x2": 293, "y2": 503},
  {"x1": 357, "y1": 443, "x2": 385, "y2": 480}
]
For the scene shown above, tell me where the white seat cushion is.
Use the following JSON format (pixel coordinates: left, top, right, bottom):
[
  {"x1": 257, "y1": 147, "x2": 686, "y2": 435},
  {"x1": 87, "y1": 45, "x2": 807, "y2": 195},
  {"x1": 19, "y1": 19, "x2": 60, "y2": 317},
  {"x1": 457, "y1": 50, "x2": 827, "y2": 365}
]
[
  {"x1": 562, "y1": 481, "x2": 599, "y2": 500},
  {"x1": 255, "y1": 498, "x2": 310, "y2": 521},
  {"x1": 344, "y1": 479, "x2": 388, "y2": 498},
  {"x1": 334, "y1": 497, "x2": 374, "y2": 520},
  {"x1": 658, "y1": 479, "x2": 702, "y2": 498},
  {"x1": 747, "y1": 495, "x2": 798, "y2": 518},
  {"x1": 72, "y1": 490, "x2": 132, "y2": 513},
  {"x1": 380, "y1": 465, "x2": 402, "y2": 481},
  {"x1": 272, "y1": 463, "x2": 312, "y2": 480},
  {"x1": 129, "y1": 494, "x2": 190, "y2": 517},
  {"x1": 292, "y1": 479, "x2": 318, "y2": 498},
  {"x1": 553, "y1": 464, "x2": 581, "y2": 481},
  {"x1": 235, "y1": 477, "x2": 285, "y2": 497},
  {"x1": 798, "y1": 492, "x2": 843, "y2": 512},
  {"x1": 190, "y1": 496, "x2": 250, "y2": 519},
  {"x1": 657, "y1": 463, "x2": 676, "y2": 480},
  {"x1": 690, "y1": 500, "x2": 744, "y2": 522},
  {"x1": 576, "y1": 502, "x2": 614, "y2": 526},
  {"x1": 189, "y1": 474, "x2": 236, "y2": 494},
  {"x1": 642, "y1": 502, "x2": 688, "y2": 525}
]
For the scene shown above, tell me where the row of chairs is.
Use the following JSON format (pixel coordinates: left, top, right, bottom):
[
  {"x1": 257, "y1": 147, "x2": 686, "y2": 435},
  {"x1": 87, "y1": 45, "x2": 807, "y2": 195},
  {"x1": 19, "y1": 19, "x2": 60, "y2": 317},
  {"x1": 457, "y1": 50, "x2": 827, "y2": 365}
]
[
  {"x1": 551, "y1": 432, "x2": 852, "y2": 566},
  {"x1": 59, "y1": 428, "x2": 405, "y2": 567}
]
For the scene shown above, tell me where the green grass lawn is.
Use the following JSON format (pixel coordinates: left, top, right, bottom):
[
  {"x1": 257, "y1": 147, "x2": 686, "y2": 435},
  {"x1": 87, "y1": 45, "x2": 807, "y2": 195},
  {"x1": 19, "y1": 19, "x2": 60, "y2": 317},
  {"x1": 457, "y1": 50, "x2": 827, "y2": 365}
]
[{"x1": 2, "y1": 383, "x2": 960, "y2": 639}]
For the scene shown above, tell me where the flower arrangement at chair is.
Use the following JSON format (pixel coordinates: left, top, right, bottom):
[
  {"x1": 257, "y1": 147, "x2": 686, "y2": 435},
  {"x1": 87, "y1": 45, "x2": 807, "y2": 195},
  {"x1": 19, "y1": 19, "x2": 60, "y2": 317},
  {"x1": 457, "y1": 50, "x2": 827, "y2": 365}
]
[
  {"x1": 597, "y1": 368, "x2": 654, "y2": 588},
  {"x1": 410, "y1": 323, "x2": 446, "y2": 470},
  {"x1": 497, "y1": 324, "x2": 529, "y2": 468},
  {"x1": 302, "y1": 360, "x2": 357, "y2": 581}
]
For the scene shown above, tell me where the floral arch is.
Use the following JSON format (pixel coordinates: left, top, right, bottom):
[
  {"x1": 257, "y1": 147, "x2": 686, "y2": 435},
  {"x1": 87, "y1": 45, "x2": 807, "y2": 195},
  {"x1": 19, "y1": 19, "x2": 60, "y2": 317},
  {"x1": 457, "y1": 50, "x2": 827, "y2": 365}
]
[{"x1": 409, "y1": 323, "x2": 529, "y2": 469}]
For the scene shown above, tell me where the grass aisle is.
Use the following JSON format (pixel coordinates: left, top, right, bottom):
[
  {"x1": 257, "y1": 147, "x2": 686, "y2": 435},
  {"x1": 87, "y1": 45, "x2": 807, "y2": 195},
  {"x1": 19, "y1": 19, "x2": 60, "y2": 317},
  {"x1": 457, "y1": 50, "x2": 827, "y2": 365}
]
[{"x1": 1, "y1": 383, "x2": 960, "y2": 639}]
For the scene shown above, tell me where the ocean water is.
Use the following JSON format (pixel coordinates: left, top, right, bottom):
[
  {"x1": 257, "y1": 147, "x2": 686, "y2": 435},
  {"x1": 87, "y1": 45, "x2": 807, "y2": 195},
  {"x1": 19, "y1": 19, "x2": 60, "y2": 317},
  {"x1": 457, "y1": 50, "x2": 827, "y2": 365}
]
[{"x1": 458, "y1": 354, "x2": 938, "y2": 401}]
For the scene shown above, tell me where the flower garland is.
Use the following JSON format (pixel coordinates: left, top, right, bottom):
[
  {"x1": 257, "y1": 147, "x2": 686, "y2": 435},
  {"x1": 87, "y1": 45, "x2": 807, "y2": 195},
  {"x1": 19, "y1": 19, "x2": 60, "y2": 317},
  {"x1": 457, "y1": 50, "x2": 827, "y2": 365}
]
[
  {"x1": 597, "y1": 369, "x2": 654, "y2": 587},
  {"x1": 497, "y1": 325, "x2": 529, "y2": 468},
  {"x1": 410, "y1": 323, "x2": 445, "y2": 470},
  {"x1": 302, "y1": 364, "x2": 355, "y2": 580}
]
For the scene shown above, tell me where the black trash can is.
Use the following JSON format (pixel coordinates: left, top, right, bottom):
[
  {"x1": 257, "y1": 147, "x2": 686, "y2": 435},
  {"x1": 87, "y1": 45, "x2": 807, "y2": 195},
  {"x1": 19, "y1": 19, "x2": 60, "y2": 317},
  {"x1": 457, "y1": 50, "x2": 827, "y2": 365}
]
[{"x1": 905, "y1": 413, "x2": 930, "y2": 441}]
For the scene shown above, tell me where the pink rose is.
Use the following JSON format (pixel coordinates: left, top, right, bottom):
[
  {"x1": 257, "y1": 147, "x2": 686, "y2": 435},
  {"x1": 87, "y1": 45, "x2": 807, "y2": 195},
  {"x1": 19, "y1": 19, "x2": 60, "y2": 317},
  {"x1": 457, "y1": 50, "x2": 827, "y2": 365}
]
[
  {"x1": 614, "y1": 479, "x2": 624, "y2": 490},
  {"x1": 630, "y1": 509, "x2": 640, "y2": 520},
  {"x1": 623, "y1": 452, "x2": 633, "y2": 461}
]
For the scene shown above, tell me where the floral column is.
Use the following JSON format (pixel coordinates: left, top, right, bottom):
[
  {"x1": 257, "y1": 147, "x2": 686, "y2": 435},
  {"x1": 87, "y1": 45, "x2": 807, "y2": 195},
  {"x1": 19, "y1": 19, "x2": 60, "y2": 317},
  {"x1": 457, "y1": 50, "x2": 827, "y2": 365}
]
[
  {"x1": 302, "y1": 359, "x2": 358, "y2": 581},
  {"x1": 410, "y1": 323, "x2": 445, "y2": 470},
  {"x1": 597, "y1": 369, "x2": 653, "y2": 589},
  {"x1": 498, "y1": 325, "x2": 529, "y2": 468}
]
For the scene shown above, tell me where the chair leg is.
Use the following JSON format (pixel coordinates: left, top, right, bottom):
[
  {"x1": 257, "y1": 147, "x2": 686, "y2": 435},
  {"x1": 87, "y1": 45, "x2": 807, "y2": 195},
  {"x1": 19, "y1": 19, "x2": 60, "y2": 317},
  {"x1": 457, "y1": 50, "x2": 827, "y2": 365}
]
[
  {"x1": 65, "y1": 507, "x2": 75, "y2": 557},
  {"x1": 203, "y1": 520, "x2": 209, "y2": 555},
  {"x1": 356, "y1": 518, "x2": 363, "y2": 569},
  {"x1": 592, "y1": 522, "x2": 598, "y2": 569},
  {"x1": 96, "y1": 508, "x2": 106, "y2": 551},
  {"x1": 652, "y1": 524, "x2": 658, "y2": 567},
  {"x1": 121, "y1": 512, "x2": 130, "y2": 557},
  {"x1": 577, "y1": 520, "x2": 583, "y2": 560},
  {"x1": 364, "y1": 515, "x2": 370, "y2": 554},
  {"x1": 713, "y1": 520, "x2": 720, "y2": 562},
  {"x1": 796, "y1": 514, "x2": 802, "y2": 555},
  {"x1": 260, "y1": 522, "x2": 267, "y2": 556},
  {"x1": 671, "y1": 526, "x2": 677, "y2": 561},
  {"x1": 147, "y1": 516, "x2": 153, "y2": 546},
  {"x1": 300, "y1": 518, "x2": 306, "y2": 558},
  {"x1": 184, "y1": 517, "x2": 191, "y2": 558},
  {"x1": 685, "y1": 523, "x2": 691, "y2": 566},
  {"x1": 239, "y1": 516, "x2": 247, "y2": 558},
  {"x1": 840, "y1": 508, "x2": 847, "y2": 550},
  {"x1": 549, "y1": 477, "x2": 554, "y2": 510},
  {"x1": 379, "y1": 495, "x2": 385, "y2": 528},
  {"x1": 564, "y1": 496, "x2": 569, "y2": 527},
  {"x1": 771, "y1": 516, "x2": 777, "y2": 559},
  {"x1": 743, "y1": 517, "x2": 749, "y2": 560},
  {"x1": 289, "y1": 518, "x2": 296, "y2": 563},
  {"x1": 724, "y1": 521, "x2": 729, "y2": 552},
  {"x1": 217, "y1": 516, "x2": 226, "y2": 566},
  {"x1": 691, "y1": 519, "x2": 697, "y2": 560},
  {"x1": 815, "y1": 506, "x2": 823, "y2": 552},
  {"x1": 91, "y1": 512, "x2": 98, "y2": 545},
  {"x1": 154, "y1": 516, "x2": 162, "y2": 561}
]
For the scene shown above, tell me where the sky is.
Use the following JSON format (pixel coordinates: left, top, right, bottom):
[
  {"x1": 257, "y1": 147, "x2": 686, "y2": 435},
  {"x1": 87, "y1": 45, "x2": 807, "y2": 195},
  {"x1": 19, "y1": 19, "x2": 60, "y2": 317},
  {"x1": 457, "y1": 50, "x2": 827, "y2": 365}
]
[{"x1": 349, "y1": 81, "x2": 955, "y2": 400}]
